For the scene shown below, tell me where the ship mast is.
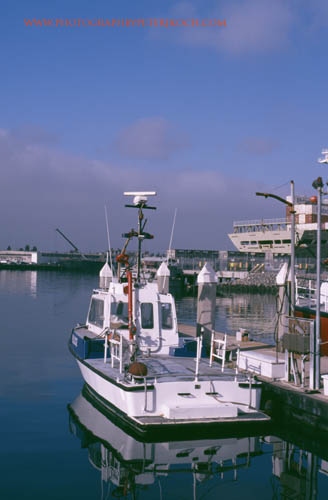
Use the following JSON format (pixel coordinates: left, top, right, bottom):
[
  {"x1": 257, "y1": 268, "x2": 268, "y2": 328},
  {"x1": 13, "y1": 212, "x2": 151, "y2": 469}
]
[{"x1": 123, "y1": 191, "x2": 156, "y2": 282}]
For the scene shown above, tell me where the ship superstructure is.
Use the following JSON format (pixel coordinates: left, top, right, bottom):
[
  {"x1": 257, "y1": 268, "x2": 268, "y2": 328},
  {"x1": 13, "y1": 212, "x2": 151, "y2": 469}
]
[{"x1": 228, "y1": 195, "x2": 328, "y2": 254}]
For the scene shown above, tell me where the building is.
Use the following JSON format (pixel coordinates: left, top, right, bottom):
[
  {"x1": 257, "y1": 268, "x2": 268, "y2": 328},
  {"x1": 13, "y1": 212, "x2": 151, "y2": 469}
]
[{"x1": 0, "y1": 250, "x2": 39, "y2": 264}]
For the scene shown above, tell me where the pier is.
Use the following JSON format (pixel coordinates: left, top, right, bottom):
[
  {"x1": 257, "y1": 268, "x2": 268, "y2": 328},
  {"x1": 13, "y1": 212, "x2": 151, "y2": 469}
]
[{"x1": 178, "y1": 322, "x2": 328, "y2": 435}]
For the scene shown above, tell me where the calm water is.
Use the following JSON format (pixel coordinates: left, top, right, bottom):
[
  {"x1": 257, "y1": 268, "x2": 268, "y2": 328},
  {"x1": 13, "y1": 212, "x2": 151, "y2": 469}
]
[{"x1": 1, "y1": 270, "x2": 327, "y2": 499}]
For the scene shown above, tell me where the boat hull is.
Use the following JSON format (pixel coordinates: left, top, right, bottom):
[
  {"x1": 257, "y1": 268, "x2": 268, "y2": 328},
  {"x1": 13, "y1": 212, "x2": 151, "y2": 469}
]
[
  {"x1": 69, "y1": 335, "x2": 269, "y2": 439},
  {"x1": 69, "y1": 385, "x2": 269, "y2": 449}
]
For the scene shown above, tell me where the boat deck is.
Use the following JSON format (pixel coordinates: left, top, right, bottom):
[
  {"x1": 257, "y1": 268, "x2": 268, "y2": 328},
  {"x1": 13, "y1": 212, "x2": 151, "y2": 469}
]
[
  {"x1": 72, "y1": 323, "x2": 271, "y2": 385},
  {"x1": 70, "y1": 327, "x2": 271, "y2": 436},
  {"x1": 85, "y1": 353, "x2": 246, "y2": 384}
]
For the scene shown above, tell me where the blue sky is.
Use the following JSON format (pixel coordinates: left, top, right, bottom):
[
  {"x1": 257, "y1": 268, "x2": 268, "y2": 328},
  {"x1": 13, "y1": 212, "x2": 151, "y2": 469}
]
[{"x1": 1, "y1": 0, "x2": 328, "y2": 253}]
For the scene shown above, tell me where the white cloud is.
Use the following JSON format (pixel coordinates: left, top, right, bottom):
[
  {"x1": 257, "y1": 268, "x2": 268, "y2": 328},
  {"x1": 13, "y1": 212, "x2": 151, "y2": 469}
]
[
  {"x1": 238, "y1": 137, "x2": 279, "y2": 155},
  {"x1": 114, "y1": 117, "x2": 189, "y2": 160},
  {"x1": 0, "y1": 126, "x2": 282, "y2": 252},
  {"x1": 218, "y1": 0, "x2": 293, "y2": 54},
  {"x1": 153, "y1": 0, "x2": 294, "y2": 55}
]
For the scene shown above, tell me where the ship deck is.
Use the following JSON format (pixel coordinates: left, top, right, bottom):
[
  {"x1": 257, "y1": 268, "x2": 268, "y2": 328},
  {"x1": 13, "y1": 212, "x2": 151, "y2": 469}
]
[{"x1": 83, "y1": 353, "x2": 247, "y2": 384}]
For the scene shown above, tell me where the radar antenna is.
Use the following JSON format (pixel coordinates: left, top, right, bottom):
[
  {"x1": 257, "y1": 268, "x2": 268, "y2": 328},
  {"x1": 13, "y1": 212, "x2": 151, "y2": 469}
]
[
  {"x1": 318, "y1": 149, "x2": 328, "y2": 164},
  {"x1": 123, "y1": 191, "x2": 157, "y2": 282}
]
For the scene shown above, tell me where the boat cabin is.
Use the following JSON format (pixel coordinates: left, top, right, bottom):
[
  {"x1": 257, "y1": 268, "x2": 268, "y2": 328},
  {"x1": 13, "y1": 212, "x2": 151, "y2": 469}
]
[{"x1": 85, "y1": 280, "x2": 179, "y2": 355}]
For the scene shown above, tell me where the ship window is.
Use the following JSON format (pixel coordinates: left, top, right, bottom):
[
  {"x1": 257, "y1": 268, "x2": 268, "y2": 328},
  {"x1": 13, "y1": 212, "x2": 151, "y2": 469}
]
[
  {"x1": 141, "y1": 303, "x2": 154, "y2": 329},
  {"x1": 115, "y1": 301, "x2": 128, "y2": 321},
  {"x1": 88, "y1": 298, "x2": 104, "y2": 328},
  {"x1": 259, "y1": 240, "x2": 273, "y2": 245},
  {"x1": 282, "y1": 239, "x2": 291, "y2": 244},
  {"x1": 241, "y1": 241, "x2": 249, "y2": 245},
  {"x1": 274, "y1": 240, "x2": 281, "y2": 244},
  {"x1": 110, "y1": 300, "x2": 129, "y2": 328},
  {"x1": 161, "y1": 303, "x2": 173, "y2": 329}
]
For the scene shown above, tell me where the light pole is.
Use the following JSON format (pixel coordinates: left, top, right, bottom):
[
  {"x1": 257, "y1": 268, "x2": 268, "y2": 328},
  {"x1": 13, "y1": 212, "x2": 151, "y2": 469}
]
[
  {"x1": 312, "y1": 176, "x2": 324, "y2": 391},
  {"x1": 256, "y1": 180, "x2": 296, "y2": 315},
  {"x1": 313, "y1": 148, "x2": 328, "y2": 390}
]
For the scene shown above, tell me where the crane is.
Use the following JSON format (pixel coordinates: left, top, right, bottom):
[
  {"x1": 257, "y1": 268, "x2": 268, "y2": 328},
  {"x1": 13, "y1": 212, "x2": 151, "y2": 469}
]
[{"x1": 55, "y1": 228, "x2": 80, "y2": 253}]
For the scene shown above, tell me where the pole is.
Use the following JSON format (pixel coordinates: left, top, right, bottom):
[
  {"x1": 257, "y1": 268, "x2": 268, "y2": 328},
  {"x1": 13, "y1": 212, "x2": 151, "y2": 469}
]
[
  {"x1": 315, "y1": 186, "x2": 322, "y2": 390},
  {"x1": 127, "y1": 269, "x2": 134, "y2": 341},
  {"x1": 137, "y1": 207, "x2": 142, "y2": 282},
  {"x1": 290, "y1": 181, "x2": 295, "y2": 315},
  {"x1": 256, "y1": 184, "x2": 295, "y2": 315}
]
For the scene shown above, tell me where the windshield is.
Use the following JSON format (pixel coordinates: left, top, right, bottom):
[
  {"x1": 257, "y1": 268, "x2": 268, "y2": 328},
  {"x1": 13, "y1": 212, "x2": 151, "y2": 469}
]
[{"x1": 88, "y1": 298, "x2": 104, "y2": 328}]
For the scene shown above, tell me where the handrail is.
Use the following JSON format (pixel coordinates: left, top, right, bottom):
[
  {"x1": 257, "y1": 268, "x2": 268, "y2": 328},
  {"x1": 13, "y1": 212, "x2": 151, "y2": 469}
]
[
  {"x1": 209, "y1": 331, "x2": 227, "y2": 372},
  {"x1": 105, "y1": 332, "x2": 124, "y2": 373},
  {"x1": 232, "y1": 217, "x2": 287, "y2": 227},
  {"x1": 131, "y1": 369, "x2": 242, "y2": 384}
]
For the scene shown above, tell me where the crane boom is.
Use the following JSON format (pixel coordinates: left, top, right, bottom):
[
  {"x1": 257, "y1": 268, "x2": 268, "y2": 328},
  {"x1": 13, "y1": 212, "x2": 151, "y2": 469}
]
[{"x1": 56, "y1": 228, "x2": 79, "y2": 252}]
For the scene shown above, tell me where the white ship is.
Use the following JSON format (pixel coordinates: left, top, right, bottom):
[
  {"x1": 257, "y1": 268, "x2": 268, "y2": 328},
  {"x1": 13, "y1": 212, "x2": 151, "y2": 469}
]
[{"x1": 228, "y1": 194, "x2": 328, "y2": 254}]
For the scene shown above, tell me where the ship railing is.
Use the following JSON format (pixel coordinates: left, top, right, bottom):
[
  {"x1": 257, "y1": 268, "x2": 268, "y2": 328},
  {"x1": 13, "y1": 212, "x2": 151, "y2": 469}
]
[
  {"x1": 296, "y1": 280, "x2": 328, "y2": 312},
  {"x1": 232, "y1": 217, "x2": 287, "y2": 228},
  {"x1": 104, "y1": 331, "x2": 124, "y2": 373},
  {"x1": 209, "y1": 331, "x2": 227, "y2": 372}
]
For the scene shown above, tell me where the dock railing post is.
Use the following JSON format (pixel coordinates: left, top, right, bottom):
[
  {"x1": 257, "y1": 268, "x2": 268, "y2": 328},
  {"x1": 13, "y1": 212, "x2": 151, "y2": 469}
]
[{"x1": 195, "y1": 332, "x2": 203, "y2": 381}]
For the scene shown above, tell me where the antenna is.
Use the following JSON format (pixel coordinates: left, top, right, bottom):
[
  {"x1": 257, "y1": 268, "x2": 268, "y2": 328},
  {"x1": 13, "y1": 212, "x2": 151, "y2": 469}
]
[
  {"x1": 318, "y1": 149, "x2": 328, "y2": 164},
  {"x1": 124, "y1": 191, "x2": 157, "y2": 196},
  {"x1": 163, "y1": 208, "x2": 178, "y2": 291},
  {"x1": 104, "y1": 205, "x2": 114, "y2": 274},
  {"x1": 123, "y1": 191, "x2": 157, "y2": 281},
  {"x1": 124, "y1": 191, "x2": 157, "y2": 209},
  {"x1": 168, "y1": 208, "x2": 177, "y2": 261}
]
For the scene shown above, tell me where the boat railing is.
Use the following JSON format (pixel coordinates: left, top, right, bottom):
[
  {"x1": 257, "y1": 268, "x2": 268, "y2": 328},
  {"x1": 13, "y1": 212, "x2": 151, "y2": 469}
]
[
  {"x1": 105, "y1": 331, "x2": 124, "y2": 373},
  {"x1": 296, "y1": 279, "x2": 328, "y2": 312},
  {"x1": 209, "y1": 331, "x2": 227, "y2": 372},
  {"x1": 145, "y1": 371, "x2": 240, "y2": 385}
]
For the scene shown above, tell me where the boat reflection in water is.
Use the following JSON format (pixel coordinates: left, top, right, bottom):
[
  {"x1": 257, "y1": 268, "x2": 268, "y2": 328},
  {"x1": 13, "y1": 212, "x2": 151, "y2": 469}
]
[
  {"x1": 68, "y1": 386, "x2": 328, "y2": 499},
  {"x1": 68, "y1": 386, "x2": 264, "y2": 499}
]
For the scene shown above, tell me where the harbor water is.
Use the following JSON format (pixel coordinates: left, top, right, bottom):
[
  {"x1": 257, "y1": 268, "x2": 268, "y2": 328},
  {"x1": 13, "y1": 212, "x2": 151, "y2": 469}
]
[{"x1": 1, "y1": 270, "x2": 328, "y2": 499}]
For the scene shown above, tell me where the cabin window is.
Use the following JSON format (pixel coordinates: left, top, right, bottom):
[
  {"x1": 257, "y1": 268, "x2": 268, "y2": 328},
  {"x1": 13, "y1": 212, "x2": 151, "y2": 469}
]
[
  {"x1": 88, "y1": 298, "x2": 104, "y2": 328},
  {"x1": 110, "y1": 300, "x2": 129, "y2": 328},
  {"x1": 161, "y1": 303, "x2": 173, "y2": 329},
  {"x1": 141, "y1": 303, "x2": 154, "y2": 329}
]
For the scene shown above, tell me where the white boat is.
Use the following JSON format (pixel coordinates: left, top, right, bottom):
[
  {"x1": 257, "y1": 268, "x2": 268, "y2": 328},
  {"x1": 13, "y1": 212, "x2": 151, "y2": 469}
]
[
  {"x1": 228, "y1": 194, "x2": 328, "y2": 254},
  {"x1": 68, "y1": 387, "x2": 264, "y2": 498},
  {"x1": 68, "y1": 191, "x2": 269, "y2": 437}
]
